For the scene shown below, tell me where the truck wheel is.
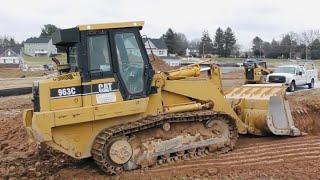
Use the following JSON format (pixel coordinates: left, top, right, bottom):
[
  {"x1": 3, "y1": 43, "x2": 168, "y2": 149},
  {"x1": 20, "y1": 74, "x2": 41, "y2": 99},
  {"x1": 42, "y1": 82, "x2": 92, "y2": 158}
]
[
  {"x1": 287, "y1": 81, "x2": 296, "y2": 92},
  {"x1": 308, "y1": 79, "x2": 315, "y2": 89}
]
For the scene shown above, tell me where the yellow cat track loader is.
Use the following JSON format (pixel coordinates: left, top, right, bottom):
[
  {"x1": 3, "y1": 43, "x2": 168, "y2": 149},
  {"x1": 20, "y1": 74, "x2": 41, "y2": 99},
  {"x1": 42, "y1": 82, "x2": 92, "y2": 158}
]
[
  {"x1": 23, "y1": 21, "x2": 300, "y2": 175},
  {"x1": 244, "y1": 59, "x2": 271, "y2": 84}
]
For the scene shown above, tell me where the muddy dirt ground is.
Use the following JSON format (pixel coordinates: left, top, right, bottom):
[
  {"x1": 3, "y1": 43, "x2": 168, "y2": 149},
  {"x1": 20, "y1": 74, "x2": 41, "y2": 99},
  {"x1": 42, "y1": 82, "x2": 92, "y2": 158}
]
[{"x1": 1, "y1": 76, "x2": 320, "y2": 179}]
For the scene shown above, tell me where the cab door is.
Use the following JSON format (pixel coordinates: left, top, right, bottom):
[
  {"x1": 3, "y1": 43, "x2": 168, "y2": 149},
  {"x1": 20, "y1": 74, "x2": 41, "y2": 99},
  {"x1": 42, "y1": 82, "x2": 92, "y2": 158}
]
[
  {"x1": 81, "y1": 30, "x2": 124, "y2": 107},
  {"x1": 109, "y1": 28, "x2": 153, "y2": 100},
  {"x1": 299, "y1": 67, "x2": 307, "y2": 85}
]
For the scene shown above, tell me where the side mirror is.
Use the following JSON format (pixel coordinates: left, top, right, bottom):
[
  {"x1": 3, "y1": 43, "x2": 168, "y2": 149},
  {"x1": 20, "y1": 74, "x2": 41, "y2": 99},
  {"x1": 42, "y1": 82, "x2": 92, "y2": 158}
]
[
  {"x1": 270, "y1": 70, "x2": 273, "y2": 74},
  {"x1": 299, "y1": 71, "x2": 302, "y2": 75}
]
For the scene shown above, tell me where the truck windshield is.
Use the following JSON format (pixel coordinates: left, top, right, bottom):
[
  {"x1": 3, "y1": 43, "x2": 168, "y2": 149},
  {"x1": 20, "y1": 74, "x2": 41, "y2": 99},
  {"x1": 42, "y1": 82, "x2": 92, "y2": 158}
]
[{"x1": 274, "y1": 67, "x2": 296, "y2": 74}]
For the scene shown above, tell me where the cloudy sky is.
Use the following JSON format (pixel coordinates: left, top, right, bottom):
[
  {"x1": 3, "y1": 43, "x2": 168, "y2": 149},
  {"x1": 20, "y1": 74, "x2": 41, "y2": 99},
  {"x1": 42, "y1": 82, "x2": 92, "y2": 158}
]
[{"x1": 1, "y1": 0, "x2": 320, "y2": 50}]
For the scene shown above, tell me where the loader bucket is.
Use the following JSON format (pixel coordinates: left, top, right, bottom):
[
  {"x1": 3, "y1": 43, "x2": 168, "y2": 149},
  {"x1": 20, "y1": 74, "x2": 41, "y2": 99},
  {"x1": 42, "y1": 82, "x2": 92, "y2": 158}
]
[{"x1": 225, "y1": 84, "x2": 301, "y2": 136}]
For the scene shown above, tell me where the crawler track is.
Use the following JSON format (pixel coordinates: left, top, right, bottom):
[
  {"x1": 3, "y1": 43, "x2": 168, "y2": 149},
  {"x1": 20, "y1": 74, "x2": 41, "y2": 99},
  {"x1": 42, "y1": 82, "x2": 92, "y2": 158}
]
[{"x1": 91, "y1": 110, "x2": 238, "y2": 175}]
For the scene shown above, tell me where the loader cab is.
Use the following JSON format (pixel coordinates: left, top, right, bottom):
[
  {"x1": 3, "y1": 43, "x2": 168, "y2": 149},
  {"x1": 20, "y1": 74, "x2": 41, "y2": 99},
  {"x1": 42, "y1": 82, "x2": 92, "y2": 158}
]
[
  {"x1": 52, "y1": 21, "x2": 154, "y2": 101},
  {"x1": 243, "y1": 59, "x2": 258, "y2": 81},
  {"x1": 243, "y1": 59, "x2": 269, "y2": 83},
  {"x1": 243, "y1": 59, "x2": 267, "y2": 69}
]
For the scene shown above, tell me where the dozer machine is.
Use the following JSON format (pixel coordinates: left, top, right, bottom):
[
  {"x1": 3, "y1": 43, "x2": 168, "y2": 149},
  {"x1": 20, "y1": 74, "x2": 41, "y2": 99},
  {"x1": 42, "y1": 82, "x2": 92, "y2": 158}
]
[
  {"x1": 23, "y1": 21, "x2": 300, "y2": 175},
  {"x1": 243, "y1": 59, "x2": 271, "y2": 84}
]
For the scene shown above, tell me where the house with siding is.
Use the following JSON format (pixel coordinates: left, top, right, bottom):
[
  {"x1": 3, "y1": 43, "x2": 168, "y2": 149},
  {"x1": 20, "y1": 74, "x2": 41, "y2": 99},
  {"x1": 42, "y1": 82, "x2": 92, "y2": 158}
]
[
  {"x1": 0, "y1": 45, "x2": 24, "y2": 68},
  {"x1": 186, "y1": 48, "x2": 200, "y2": 57},
  {"x1": 24, "y1": 37, "x2": 57, "y2": 57},
  {"x1": 142, "y1": 38, "x2": 168, "y2": 57}
]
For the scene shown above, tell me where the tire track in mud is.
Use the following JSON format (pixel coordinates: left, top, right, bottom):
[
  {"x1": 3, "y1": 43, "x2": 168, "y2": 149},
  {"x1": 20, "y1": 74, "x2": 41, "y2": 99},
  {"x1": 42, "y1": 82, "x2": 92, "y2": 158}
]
[
  {"x1": 204, "y1": 144, "x2": 320, "y2": 162},
  {"x1": 149, "y1": 153, "x2": 320, "y2": 173},
  {"x1": 146, "y1": 136, "x2": 320, "y2": 173},
  {"x1": 218, "y1": 140, "x2": 320, "y2": 158},
  {"x1": 235, "y1": 136, "x2": 319, "y2": 149}
]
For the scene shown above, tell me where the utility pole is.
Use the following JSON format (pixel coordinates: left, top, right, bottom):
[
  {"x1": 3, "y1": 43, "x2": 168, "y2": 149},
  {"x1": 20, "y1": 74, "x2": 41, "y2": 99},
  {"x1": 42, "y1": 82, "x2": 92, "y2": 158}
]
[
  {"x1": 289, "y1": 41, "x2": 292, "y2": 59},
  {"x1": 202, "y1": 42, "x2": 205, "y2": 58},
  {"x1": 305, "y1": 43, "x2": 308, "y2": 60},
  {"x1": 259, "y1": 44, "x2": 262, "y2": 58}
]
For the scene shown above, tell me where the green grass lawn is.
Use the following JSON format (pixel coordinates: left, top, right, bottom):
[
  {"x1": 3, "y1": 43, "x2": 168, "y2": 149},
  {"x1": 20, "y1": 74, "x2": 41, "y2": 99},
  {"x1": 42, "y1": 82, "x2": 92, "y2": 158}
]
[{"x1": 24, "y1": 54, "x2": 67, "y2": 66}]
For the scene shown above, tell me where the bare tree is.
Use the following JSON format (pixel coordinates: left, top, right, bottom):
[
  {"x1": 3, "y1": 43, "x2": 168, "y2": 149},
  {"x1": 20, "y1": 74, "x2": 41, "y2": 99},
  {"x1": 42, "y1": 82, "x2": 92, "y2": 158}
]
[
  {"x1": 299, "y1": 30, "x2": 320, "y2": 59},
  {"x1": 300, "y1": 30, "x2": 320, "y2": 44},
  {"x1": 231, "y1": 44, "x2": 241, "y2": 57},
  {"x1": 189, "y1": 39, "x2": 201, "y2": 49}
]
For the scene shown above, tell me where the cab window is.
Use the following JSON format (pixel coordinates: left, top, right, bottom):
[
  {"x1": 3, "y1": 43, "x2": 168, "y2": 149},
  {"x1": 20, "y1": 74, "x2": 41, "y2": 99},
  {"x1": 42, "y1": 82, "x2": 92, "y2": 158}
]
[
  {"x1": 258, "y1": 62, "x2": 267, "y2": 68},
  {"x1": 88, "y1": 35, "x2": 111, "y2": 73},
  {"x1": 68, "y1": 46, "x2": 78, "y2": 67},
  {"x1": 114, "y1": 32, "x2": 145, "y2": 94}
]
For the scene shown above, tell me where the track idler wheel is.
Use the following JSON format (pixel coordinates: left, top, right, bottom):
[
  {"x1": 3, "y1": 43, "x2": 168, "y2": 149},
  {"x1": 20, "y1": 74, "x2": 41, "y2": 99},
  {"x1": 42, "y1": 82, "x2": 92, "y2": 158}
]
[{"x1": 107, "y1": 137, "x2": 133, "y2": 165}]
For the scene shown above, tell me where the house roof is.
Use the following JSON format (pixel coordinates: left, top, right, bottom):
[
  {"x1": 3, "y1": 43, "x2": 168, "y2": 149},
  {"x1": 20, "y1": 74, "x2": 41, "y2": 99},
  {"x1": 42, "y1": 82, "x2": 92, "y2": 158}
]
[
  {"x1": 25, "y1": 37, "x2": 51, "y2": 43},
  {"x1": 142, "y1": 38, "x2": 167, "y2": 49},
  {"x1": 0, "y1": 45, "x2": 22, "y2": 57}
]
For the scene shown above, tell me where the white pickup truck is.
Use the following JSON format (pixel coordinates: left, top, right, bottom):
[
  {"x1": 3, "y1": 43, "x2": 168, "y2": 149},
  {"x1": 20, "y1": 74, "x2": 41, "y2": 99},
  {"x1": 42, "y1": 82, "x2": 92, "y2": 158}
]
[{"x1": 267, "y1": 64, "x2": 318, "y2": 92}]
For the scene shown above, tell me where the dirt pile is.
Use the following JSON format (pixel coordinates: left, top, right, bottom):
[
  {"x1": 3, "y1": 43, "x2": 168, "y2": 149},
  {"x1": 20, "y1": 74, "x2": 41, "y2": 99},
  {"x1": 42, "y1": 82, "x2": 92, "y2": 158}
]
[
  {"x1": 1, "y1": 145, "x2": 83, "y2": 179},
  {"x1": 0, "y1": 95, "x2": 35, "y2": 157},
  {"x1": 287, "y1": 89, "x2": 320, "y2": 134},
  {"x1": 0, "y1": 95, "x2": 81, "y2": 179},
  {"x1": 149, "y1": 55, "x2": 172, "y2": 72}
]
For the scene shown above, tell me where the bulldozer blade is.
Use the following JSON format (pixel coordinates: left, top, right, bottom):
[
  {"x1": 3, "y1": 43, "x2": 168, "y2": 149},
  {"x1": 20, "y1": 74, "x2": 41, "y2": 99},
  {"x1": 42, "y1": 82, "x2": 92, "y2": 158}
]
[
  {"x1": 267, "y1": 96, "x2": 301, "y2": 136},
  {"x1": 225, "y1": 84, "x2": 301, "y2": 136}
]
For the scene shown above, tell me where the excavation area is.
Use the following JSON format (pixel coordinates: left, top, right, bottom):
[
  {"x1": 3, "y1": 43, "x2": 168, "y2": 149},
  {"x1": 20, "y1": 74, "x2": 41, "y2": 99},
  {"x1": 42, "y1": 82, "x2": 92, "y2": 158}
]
[{"x1": 0, "y1": 69, "x2": 319, "y2": 179}]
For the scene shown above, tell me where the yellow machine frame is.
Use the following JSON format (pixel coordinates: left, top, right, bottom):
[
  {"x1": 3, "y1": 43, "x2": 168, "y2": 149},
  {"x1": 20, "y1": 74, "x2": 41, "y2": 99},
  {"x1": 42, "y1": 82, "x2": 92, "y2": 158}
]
[
  {"x1": 24, "y1": 63, "x2": 247, "y2": 159},
  {"x1": 23, "y1": 21, "x2": 299, "y2": 163},
  {"x1": 244, "y1": 60, "x2": 271, "y2": 84}
]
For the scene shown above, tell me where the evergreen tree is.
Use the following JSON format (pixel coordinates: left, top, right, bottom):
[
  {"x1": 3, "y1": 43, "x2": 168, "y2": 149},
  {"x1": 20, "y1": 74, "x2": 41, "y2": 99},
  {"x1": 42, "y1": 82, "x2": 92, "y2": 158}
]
[
  {"x1": 162, "y1": 28, "x2": 189, "y2": 55},
  {"x1": 213, "y1": 27, "x2": 224, "y2": 56},
  {"x1": 223, "y1": 27, "x2": 236, "y2": 57},
  {"x1": 199, "y1": 31, "x2": 214, "y2": 56},
  {"x1": 162, "y1": 28, "x2": 177, "y2": 54}
]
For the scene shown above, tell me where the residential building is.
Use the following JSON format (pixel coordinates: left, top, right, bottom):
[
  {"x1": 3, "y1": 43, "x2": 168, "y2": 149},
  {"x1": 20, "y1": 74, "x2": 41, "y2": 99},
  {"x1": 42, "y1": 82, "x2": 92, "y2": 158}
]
[
  {"x1": 24, "y1": 37, "x2": 57, "y2": 57},
  {"x1": 142, "y1": 38, "x2": 168, "y2": 57},
  {"x1": 163, "y1": 58, "x2": 181, "y2": 66},
  {"x1": 0, "y1": 45, "x2": 24, "y2": 68},
  {"x1": 186, "y1": 48, "x2": 200, "y2": 57}
]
